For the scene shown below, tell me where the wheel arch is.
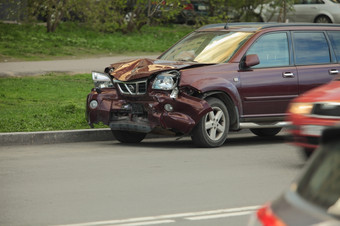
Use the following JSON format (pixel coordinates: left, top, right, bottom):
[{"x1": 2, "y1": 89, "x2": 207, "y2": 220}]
[
  {"x1": 180, "y1": 75, "x2": 243, "y2": 130},
  {"x1": 203, "y1": 91, "x2": 240, "y2": 131},
  {"x1": 314, "y1": 14, "x2": 333, "y2": 23}
]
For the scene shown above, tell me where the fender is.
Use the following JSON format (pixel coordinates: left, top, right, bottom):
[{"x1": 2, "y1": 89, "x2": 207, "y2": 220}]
[
  {"x1": 179, "y1": 64, "x2": 243, "y2": 118},
  {"x1": 314, "y1": 13, "x2": 334, "y2": 23}
]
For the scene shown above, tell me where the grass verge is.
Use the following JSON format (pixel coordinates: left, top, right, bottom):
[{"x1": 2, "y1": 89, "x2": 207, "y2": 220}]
[
  {"x1": 0, "y1": 73, "x2": 105, "y2": 132},
  {"x1": 0, "y1": 22, "x2": 194, "y2": 61}
]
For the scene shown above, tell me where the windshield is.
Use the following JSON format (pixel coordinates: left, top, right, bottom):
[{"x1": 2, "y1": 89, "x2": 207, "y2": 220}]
[
  {"x1": 159, "y1": 31, "x2": 253, "y2": 63},
  {"x1": 297, "y1": 142, "x2": 340, "y2": 219}
]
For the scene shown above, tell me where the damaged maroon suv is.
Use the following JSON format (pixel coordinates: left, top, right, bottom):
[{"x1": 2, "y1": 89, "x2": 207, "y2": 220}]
[{"x1": 86, "y1": 23, "x2": 340, "y2": 147}]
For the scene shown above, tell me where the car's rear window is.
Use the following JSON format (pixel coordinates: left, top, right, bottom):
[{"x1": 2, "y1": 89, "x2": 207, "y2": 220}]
[
  {"x1": 297, "y1": 142, "x2": 340, "y2": 218},
  {"x1": 159, "y1": 31, "x2": 253, "y2": 63}
]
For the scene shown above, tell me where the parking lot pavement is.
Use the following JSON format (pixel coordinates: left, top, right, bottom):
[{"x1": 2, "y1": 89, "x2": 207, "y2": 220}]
[{"x1": 0, "y1": 54, "x2": 160, "y2": 77}]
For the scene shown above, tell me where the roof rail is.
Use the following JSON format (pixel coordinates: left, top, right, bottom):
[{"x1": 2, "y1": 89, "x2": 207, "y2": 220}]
[{"x1": 198, "y1": 22, "x2": 340, "y2": 31}]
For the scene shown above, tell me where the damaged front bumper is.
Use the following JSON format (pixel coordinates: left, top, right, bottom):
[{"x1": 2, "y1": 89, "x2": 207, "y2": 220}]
[{"x1": 86, "y1": 88, "x2": 211, "y2": 135}]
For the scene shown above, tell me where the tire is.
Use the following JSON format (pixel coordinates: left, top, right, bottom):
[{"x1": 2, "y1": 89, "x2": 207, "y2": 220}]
[
  {"x1": 191, "y1": 97, "x2": 229, "y2": 148},
  {"x1": 250, "y1": 128, "x2": 282, "y2": 137},
  {"x1": 112, "y1": 130, "x2": 146, "y2": 143},
  {"x1": 315, "y1": 15, "x2": 332, "y2": 23}
]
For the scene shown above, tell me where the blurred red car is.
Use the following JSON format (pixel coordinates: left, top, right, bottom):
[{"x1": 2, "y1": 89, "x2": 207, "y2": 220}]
[{"x1": 286, "y1": 74, "x2": 340, "y2": 157}]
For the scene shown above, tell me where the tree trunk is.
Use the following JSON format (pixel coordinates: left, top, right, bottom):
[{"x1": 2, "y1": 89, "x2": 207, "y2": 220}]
[{"x1": 46, "y1": 0, "x2": 66, "y2": 33}]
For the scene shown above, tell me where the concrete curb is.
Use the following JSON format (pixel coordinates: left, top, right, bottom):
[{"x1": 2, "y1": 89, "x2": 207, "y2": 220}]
[
  {"x1": 0, "y1": 128, "x2": 172, "y2": 146},
  {"x1": 0, "y1": 128, "x2": 114, "y2": 146},
  {"x1": 0, "y1": 128, "x2": 252, "y2": 146}
]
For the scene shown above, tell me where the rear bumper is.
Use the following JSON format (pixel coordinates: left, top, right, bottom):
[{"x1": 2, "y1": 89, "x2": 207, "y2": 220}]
[{"x1": 86, "y1": 88, "x2": 211, "y2": 135}]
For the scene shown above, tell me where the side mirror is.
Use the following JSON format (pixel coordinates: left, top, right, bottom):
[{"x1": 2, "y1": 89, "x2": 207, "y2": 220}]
[{"x1": 243, "y1": 54, "x2": 260, "y2": 68}]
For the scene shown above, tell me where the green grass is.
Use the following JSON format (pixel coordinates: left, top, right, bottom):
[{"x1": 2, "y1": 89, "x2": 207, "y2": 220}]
[
  {"x1": 0, "y1": 22, "x2": 194, "y2": 61},
  {"x1": 0, "y1": 73, "x2": 105, "y2": 132}
]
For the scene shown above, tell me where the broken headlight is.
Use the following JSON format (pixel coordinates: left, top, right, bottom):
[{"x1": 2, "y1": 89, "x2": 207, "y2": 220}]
[
  {"x1": 152, "y1": 70, "x2": 179, "y2": 90},
  {"x1": 92, "y1": 71, "x2": 114, "y2": 89}
]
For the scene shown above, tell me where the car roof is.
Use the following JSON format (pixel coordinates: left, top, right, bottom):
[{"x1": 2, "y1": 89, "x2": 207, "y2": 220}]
[{"x1": 197, "y1": 22, "x2": 340, "y2": 32}]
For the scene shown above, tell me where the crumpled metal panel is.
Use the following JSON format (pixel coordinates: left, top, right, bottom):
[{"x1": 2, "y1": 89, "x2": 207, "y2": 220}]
[{"x1": 109, "y1": 58, "x2": 195, "y2": 81}]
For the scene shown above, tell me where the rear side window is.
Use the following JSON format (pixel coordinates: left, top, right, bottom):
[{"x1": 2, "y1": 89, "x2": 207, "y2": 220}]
[
  {"x1": 328, "y1": 31, "x2": 340, "y2": 62},
  {"x1": 246, "y1": 32, "x2": 289, "y2": 68},
  {"x1": 293, "y1": 32, "x2": 331, "y2": 65}
]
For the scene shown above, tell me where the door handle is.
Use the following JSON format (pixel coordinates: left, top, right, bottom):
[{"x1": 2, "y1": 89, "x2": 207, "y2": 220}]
[
  {"x1": 329, "y1": 69, "x2": 339, "y2": 75},
  {"x1": 282, "y1": 72, "x2": 294, "y2": 78}
]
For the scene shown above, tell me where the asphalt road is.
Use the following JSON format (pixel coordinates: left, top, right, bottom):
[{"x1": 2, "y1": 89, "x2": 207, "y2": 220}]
[{"x1": 0, "y1": 131, "x2": 305, "y2": 226}]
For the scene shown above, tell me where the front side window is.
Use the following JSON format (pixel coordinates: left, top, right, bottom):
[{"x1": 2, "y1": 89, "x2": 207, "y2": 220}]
[
  {"x1": 246, "y1": 32, "x2": 290, "y2": 68},
  {"x1": 293, "y1": 32, "x2": 331, "y2": 65},
  {"x1": 159, "y1": 31, "x2": 253, "y2": 63},
  {"x1": 328, "y1": 31, "x2": 340, "y2": 62},
  {"x1": 297, "y1": 141, "x2": 340, "y2": 219}
]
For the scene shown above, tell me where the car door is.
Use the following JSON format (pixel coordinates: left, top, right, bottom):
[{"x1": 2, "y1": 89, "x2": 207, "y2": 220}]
[
  {"x1": 289, "y1": 0, "x2": 324, "y2": 23},
  {"x1": 292, "y1": 31, "x2": 340, "y2": 94},
  {"x1": 238, "y1": 32, "x2": 298, "y2": 118}
]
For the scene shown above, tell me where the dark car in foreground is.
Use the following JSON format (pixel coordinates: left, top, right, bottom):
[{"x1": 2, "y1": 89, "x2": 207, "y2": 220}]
[
  {"x1": 248, "y1": 126, "x2": 340, "y2": 226},
  {"x1": 287, "y1": 74, "x2": 340, "y2": 158},
  {"x1": 86, "y1": 23, "x2": 340, "y2": 147}
]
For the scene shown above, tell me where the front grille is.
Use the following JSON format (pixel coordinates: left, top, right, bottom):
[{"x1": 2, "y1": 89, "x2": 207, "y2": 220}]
[
  {"x1": 312, "y1": 102, "x2": 340, "y2": 118},
  {"x1": 115, "y1": 79, "x2": 147, "y2": 95}
]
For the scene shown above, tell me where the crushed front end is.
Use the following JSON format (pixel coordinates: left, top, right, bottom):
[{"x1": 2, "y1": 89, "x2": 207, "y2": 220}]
[{"x1": 86, "y1": 59, "x2": 211, "y2": 137}]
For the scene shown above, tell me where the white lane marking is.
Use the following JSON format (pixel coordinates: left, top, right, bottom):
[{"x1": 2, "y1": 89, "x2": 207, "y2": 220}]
[
  {"x1": 55, "y1": 205, "x2": 260, "y2": 226},
  {"x1": 113, "y1": 220, "x2": 174, "y2": 226},
  {"x1": 186, "y1": 210, "x2": 253, "y2": 220}
]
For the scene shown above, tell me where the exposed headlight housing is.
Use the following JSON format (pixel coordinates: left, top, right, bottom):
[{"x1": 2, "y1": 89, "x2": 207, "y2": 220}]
[
  {"x1": 152, "y1": 70, "x2": 179, "y2": 90},
  {"x1": 288, "y1": 102, "x2": 313, "y2": 115},
  {"x1": 89, "y1": 100, "x2": 98, "y2": 109},
  {"x1": 92, "y1": 71, "x2": 114, "y2": 89}
]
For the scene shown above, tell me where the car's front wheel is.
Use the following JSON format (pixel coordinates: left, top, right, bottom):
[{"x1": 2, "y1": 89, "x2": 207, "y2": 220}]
[
  {"x1": 191, "y1": 97, "x2": 229, "y2": 148},
  {"x1": 112, "y1": 130, "x2": 147, "y2": 143},
  {"x1": 250, "y1": 128, "x2": 282, "y2": 137}
]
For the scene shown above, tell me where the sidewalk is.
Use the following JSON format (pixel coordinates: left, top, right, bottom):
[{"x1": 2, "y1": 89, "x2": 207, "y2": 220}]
[
  {"x1": 0, "y1": 54, "x2": 161, "y2": 145},
  {"x1": 0, "y1": 54, "x2": 160, "y2": 77}
]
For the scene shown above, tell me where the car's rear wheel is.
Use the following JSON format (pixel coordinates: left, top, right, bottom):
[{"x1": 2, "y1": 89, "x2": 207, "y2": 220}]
[
  {"x1": 250, "y1": 128, "x2": 282, "y2": 137},
  {"x1": 315, "y1": 15, "x2": 331, "y2": 23},
  {"x1": 112, "y1": 130, "x2": 146, "y2": 143},
  {"x1": 191, "y1": 97, "x2": 229, "y2": 148}
]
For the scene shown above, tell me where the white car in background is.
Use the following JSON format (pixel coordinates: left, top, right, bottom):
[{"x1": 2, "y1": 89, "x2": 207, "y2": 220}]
[{"x1": 258, "y1": 0, "x2": 340, "y2": 23}]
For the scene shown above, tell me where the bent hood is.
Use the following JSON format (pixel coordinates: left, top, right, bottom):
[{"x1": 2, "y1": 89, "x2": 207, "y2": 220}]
[{"x1": 109, "y1": 58, "x2": 207, "y2": 81}]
